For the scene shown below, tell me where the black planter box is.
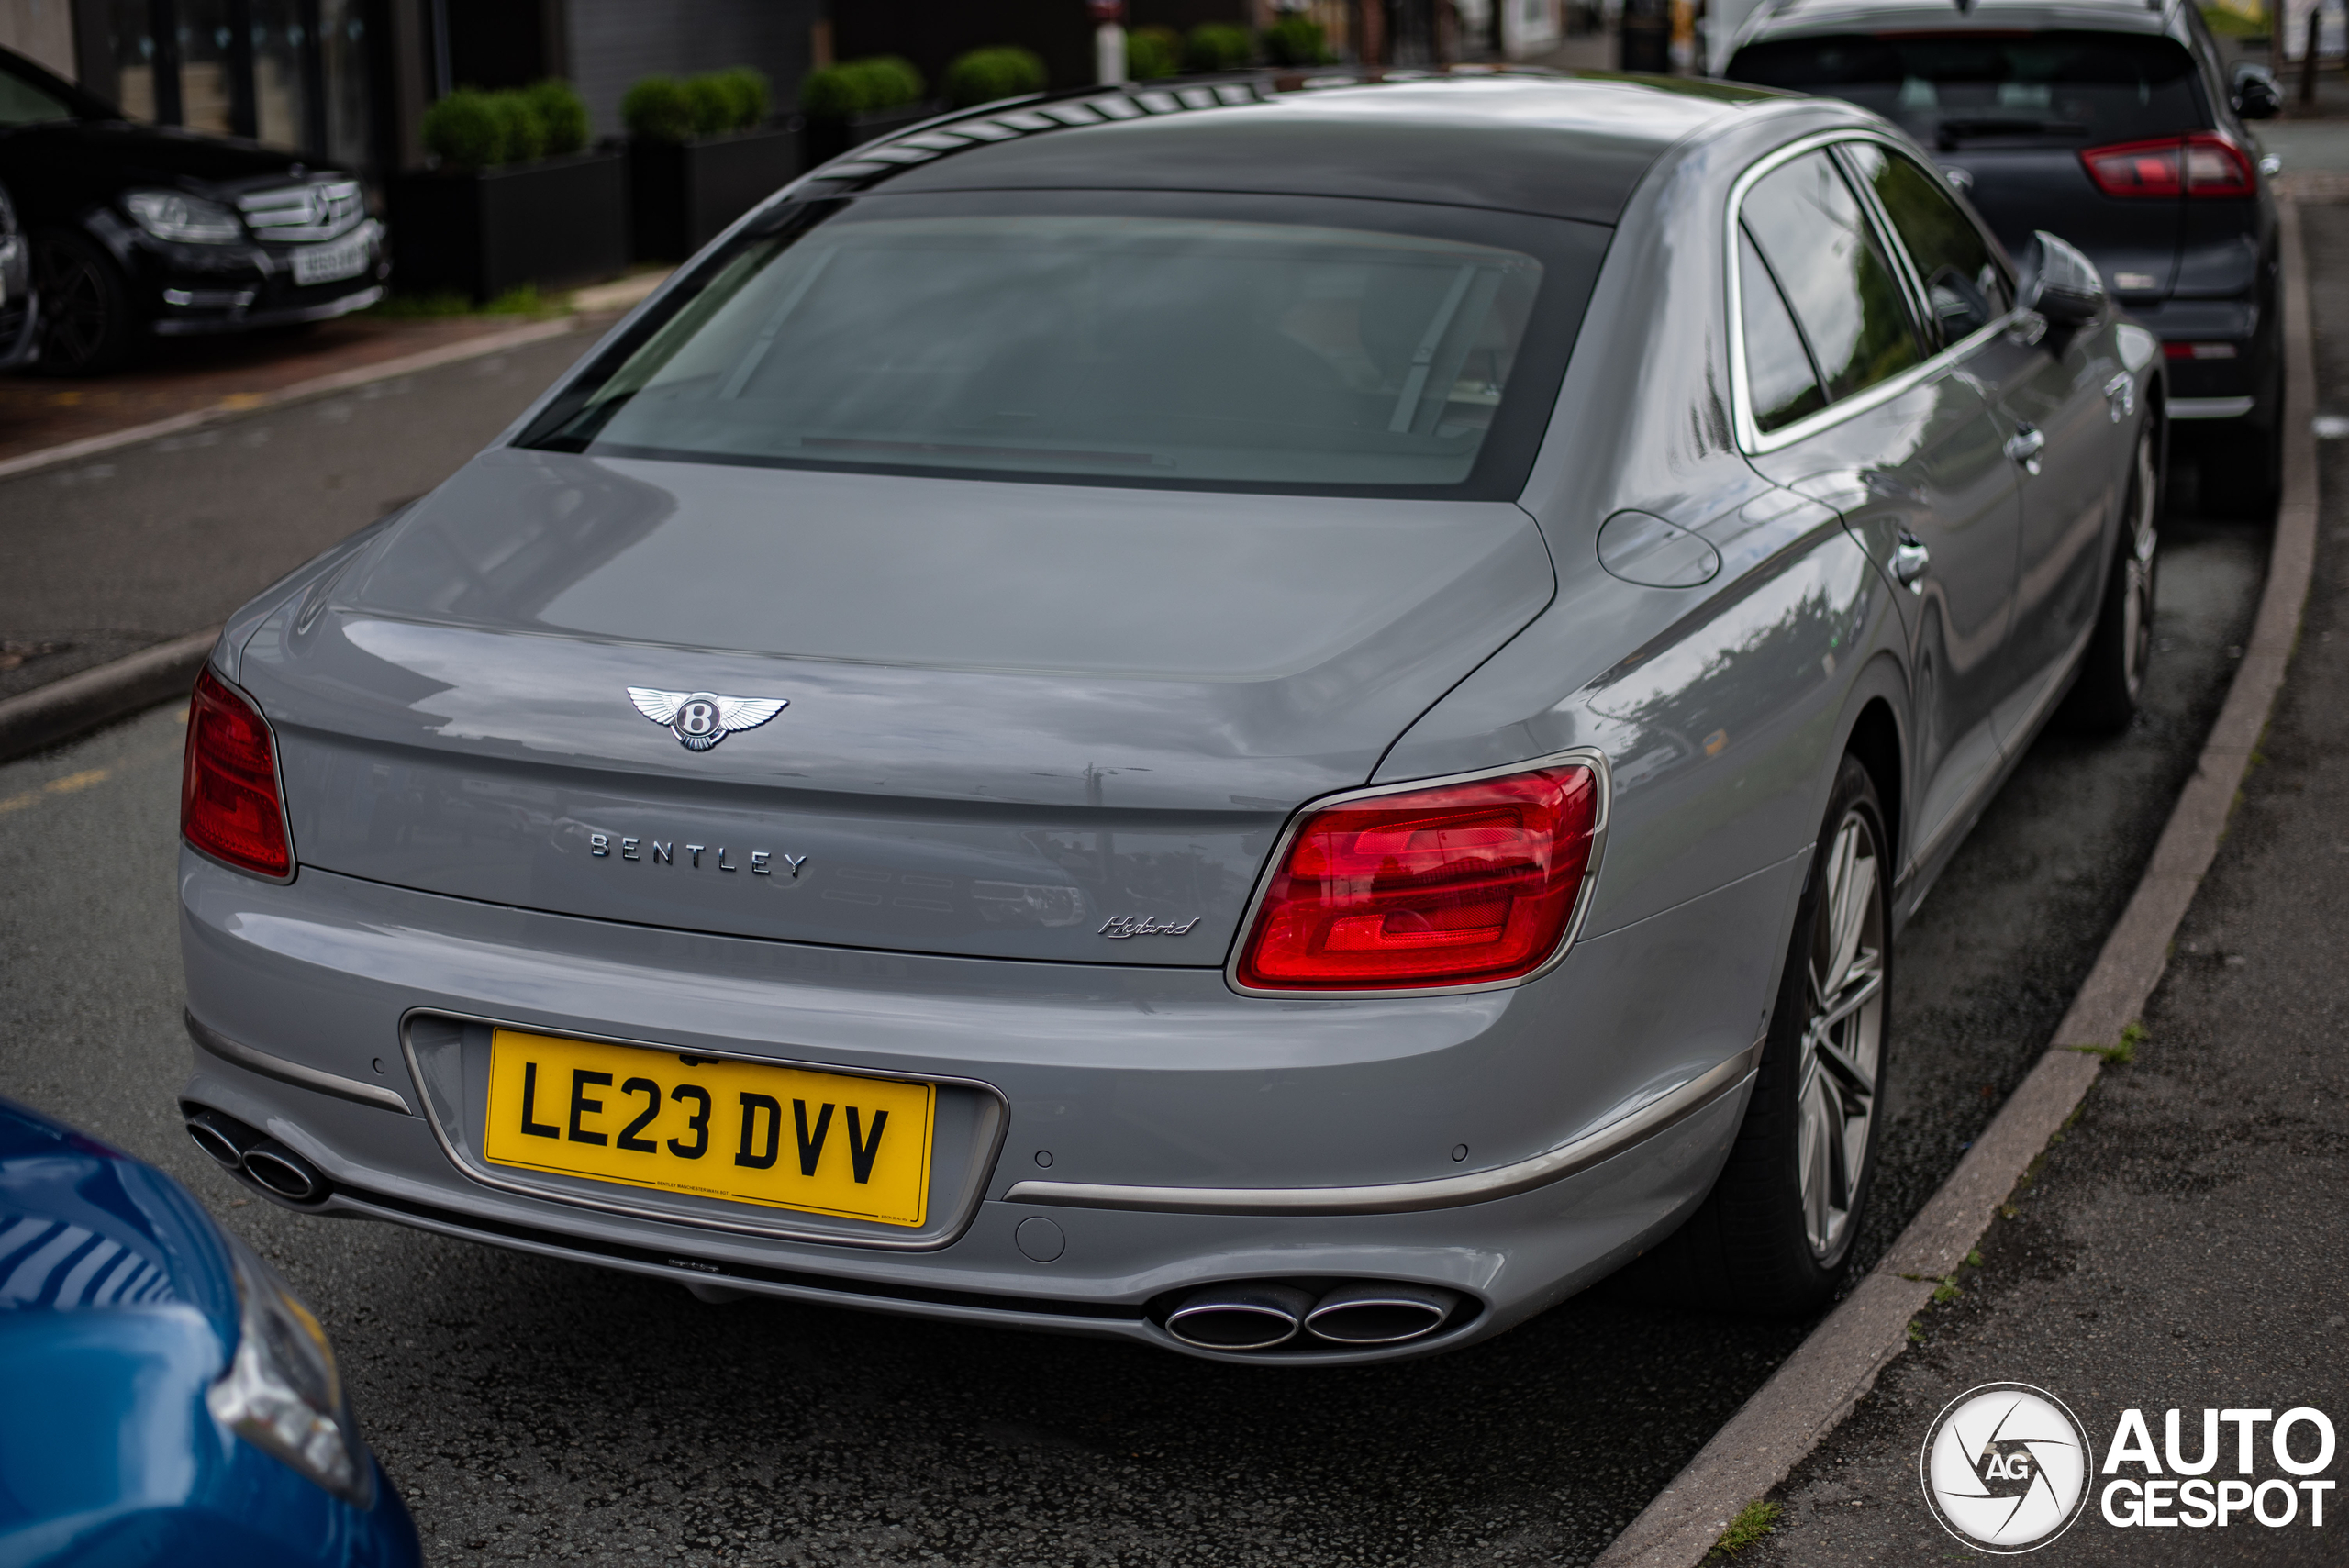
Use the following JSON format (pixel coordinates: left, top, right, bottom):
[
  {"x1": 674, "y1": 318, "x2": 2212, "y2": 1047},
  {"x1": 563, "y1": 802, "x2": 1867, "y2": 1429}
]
[
  {"x1": 387, "y1": 150, "x2": 629, "y2": 302},
  {"x1": 629, "y1": 123, "x2": 805, "y2": 262},
  {"x1": 802, "y1": 102, "x2": 941, "y2": 168}
]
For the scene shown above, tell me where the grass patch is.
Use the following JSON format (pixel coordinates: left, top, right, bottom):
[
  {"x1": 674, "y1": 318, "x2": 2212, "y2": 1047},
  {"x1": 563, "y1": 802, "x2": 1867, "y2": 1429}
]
[
  {"x1": 2070, "y1": 1020, "x2": 2143, "y2": 1065},
  {"x1": 365, "y1": 283, "x2": 567, "y2": 319},
  {"x1": 1711, "y1": 1500, "x2": 1782, "y2": 1556},
  {"x1": 2200, "y1": 4, "x2": 2270, "y2": 38},
  {"x1": 1907, "y1": 1318, "x2": 1926, "y2": 1344}
]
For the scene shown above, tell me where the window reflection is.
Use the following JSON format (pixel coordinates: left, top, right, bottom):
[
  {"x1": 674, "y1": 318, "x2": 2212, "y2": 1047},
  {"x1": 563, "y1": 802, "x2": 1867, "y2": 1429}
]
[
  {"x1": 175, "y1": 0, "x2": 235, "y2": 136},
  {"x1": 1739, "y1": 227, "x2": 1826, "y2": 432},
  {"x1": 1843, "y1": 143, "x2": 2013, "y2": 348},
  {"x1": 250, "y1": 0, "x2": 310, "y2": 150},
  {"x1": 1740, "y1": 150, "x2": 1921, "y2": 403}
]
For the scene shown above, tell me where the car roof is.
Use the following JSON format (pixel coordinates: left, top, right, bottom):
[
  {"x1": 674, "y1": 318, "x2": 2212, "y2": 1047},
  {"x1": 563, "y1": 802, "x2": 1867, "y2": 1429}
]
[
  {"x1": 791, "y1": 72, "x2": 1798, "y2": 227},
  {"x1": 1737, "y1": 0, "x2": 2181, "y2": 41}
]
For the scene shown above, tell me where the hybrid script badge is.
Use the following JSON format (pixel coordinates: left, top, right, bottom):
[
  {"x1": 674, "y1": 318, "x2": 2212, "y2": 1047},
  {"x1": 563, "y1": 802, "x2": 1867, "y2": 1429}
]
[{"x1": 1920, "y1": 1383, "x2": 2095, "y2": 1552}]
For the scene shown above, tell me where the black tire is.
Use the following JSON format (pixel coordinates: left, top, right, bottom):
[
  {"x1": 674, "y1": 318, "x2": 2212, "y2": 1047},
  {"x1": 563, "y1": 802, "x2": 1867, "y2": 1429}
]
[
  {"x1": 1618, "y1": 754, "x2": 1892, "y2": 1316},
  {"x1": 32, "y1": 228, "x2": 140, "y2": 376},
  {"x1": 2061, "y1": 420, "x2": 2161, "y2": 734}
]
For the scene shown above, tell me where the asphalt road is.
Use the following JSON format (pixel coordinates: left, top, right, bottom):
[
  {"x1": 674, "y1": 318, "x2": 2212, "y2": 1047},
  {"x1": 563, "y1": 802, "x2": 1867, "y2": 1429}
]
[
  {"x1": 0, "y1": 394, "x2": 2267, "y2": 1563},
  {"x1": 1724, "y1": 204, "x2": 2349, "y2": 1568},
  {"x1": 0, "y1": 326, "x2": 595, "y2": 699}
]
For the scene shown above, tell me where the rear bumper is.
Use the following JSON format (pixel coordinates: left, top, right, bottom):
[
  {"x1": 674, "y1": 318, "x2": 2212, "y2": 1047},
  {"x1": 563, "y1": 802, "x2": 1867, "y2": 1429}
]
[
  {"x1": 2123, "y1": 295, "x2": 2277, "y2": 418},
  {"x1": 176, "y1": 848, "x2": 1796, "y2": 1362}
]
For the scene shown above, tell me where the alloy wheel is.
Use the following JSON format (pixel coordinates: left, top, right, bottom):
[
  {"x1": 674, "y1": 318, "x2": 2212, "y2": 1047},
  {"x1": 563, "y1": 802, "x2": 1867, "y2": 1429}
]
[
  {"x1": 2120, "y1": 429, "x2": 2160, "y2": 703},
  {"x1": 1797, "y1": 807, "x2": 1885, "y2": 1263},
  {"x1": 36, "y1": 244, "x2": 114, "y2": 372}
]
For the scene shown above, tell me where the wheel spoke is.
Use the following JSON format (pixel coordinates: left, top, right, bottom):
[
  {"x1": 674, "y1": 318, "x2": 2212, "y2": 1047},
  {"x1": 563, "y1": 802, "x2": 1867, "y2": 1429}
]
[
  {"x1": 1813, "y1": 1031, "x2": 1876, "y2": 1102},
  {"x1": 1795, "y1": 805, "x2": 1887, "y2": 1265}
]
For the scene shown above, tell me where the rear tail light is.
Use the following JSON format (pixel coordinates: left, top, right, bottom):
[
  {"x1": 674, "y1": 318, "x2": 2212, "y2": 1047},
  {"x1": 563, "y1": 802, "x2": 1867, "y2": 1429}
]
[
  {"x1": 1233, "y1": 761, "x2": 1602, "y2": 993},
  {"x1": 2163, "y1": 340, "x2": 2239, "y2": 360},
  {"x1": 183, "y1": 668, "x2": 293, "y2": 879},
  {"x1": 2080, "y1": 133, "x2": 2255, "y2": 199}
]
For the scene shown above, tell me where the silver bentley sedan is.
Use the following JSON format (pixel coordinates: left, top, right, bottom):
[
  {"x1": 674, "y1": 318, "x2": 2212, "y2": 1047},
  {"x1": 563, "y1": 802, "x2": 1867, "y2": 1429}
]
[{"x1": 176, "y1": 70, "x2": 2162, "y2": 1362}]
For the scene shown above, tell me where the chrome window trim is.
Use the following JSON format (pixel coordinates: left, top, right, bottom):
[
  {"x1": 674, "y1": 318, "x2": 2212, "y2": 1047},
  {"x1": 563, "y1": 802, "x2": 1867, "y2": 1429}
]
[
  {"x1": 396, "y1": 1007, "x2": 1009, "y2": 1252},
  {"x1": 1222, "y1": 747, "x2": 1611, "y2": 1000},
  {"x1": 1004, "y1": 1037, "x2": 1764, "y2": 1214},
  {"x1": 1727, "y1": 128, "x2": 2029, "y2": 456}
]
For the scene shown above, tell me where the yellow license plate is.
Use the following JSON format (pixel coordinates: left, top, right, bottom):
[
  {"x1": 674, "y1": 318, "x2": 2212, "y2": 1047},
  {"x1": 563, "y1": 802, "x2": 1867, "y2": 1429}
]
[{"x1": 483, "y1": 1029, "x2": 935, "y2": 1227}]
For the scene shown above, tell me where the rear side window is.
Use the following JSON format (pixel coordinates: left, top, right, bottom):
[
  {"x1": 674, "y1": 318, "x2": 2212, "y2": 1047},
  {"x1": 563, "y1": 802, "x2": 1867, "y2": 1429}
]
[
  {"x1": 1739, "y1": 150, "x2": 1922, "y2": 406},
  {"x1": 1738, "y1": 228, "x2": 1827, "y2": 433},
  {"x1": 1729, "y1": 31, "x2": 2205, "y2": 150},
  {"x1": 1842, "y1": 143, "x2": 2013, "y2": 346}
]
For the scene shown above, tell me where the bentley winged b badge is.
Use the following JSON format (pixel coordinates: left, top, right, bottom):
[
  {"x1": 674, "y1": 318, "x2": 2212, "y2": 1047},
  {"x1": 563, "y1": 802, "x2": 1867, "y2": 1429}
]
[{"x1": 627, "y1": 687, "x2": 788, "y2": 751}]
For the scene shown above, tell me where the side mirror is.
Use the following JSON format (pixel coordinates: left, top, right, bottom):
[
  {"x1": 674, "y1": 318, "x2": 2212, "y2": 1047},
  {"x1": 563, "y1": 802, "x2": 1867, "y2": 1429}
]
[
  {"x1": 2021, "y1": 231, "x2": 2106, "y2": 327},
  {"x1": 2232, "y1": 62, "x2": 2282, "y2": 120}
]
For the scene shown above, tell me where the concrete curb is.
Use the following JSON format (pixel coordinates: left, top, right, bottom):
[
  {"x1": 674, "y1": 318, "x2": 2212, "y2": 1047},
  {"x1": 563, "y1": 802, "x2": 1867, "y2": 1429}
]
[
  {"x1": 0, "y1": 315, "x2": 579, "y2": 486},
  {"x1": 0, "y1": 628, "x2": 219, "y2": 761},
  {"x1": 1593, "y1": 201, "x2": 2323, "y2": 1568}
]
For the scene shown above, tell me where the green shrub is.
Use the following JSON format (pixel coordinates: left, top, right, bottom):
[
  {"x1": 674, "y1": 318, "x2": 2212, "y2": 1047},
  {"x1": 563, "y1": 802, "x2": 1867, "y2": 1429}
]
[
  {"x1": 799, "y1": 54, "x2": 926, "y2": 117},
  {"x1": 420, "y1": 87, "x2": 505, "y2": 168},
  {"x1": 682, "y1": 73, "x2": 735, "y2": 136},
  {"x1": 624, "y1": 69, "x2": 769, "y2": 141},
  {"x1": 943, "y1": 46, "x2": 1047, "y2": 107},
  {"x1": 621, "y1": 75, "x2": 695, "y2": 142},
  {"x1": 712, "y1": 66, "x2": 770, "y2": 127},
  {"x1": 1126, "y1": 26, "x2": 1183, "y2": 79},
  {"x1": 1185, "y1": 21, "x2": 1256, "y2": 72},
  {"x1": 522, "y1": 78, "x2": 589, "y2": 155},
  {"x1": 1264, "y1": 14, "x2": 1331, "y2": 66},
  {"x1": 487, "y1": 89, "x2": 546, "y2": 163}
]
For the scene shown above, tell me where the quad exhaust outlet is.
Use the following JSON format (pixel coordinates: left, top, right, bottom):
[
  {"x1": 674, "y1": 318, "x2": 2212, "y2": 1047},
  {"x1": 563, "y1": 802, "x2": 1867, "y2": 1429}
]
[
  {"x1": 183, "y1": 1106, "x2": 330, "y2": 1205},
  {"x1": 1164, "y1": 1280, "x2": 1464, "y2": 1351}
]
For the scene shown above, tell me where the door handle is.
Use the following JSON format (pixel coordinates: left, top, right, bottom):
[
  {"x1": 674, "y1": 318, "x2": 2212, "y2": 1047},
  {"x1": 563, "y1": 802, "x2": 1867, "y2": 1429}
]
[
  {"x1": 1892, "y1": 529, "x2": 1930, "y2": 592},
  {"x1": 2004, "y1": 423, "x2": 2045, "y2": 475}
]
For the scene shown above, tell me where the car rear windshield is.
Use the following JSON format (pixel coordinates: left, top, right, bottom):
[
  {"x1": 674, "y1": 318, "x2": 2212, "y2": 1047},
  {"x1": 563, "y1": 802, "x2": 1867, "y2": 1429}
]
[
  {"x1": 1729, "y1": 31, "x2": 2206, "y2": 150},
  {"x1": 518, "y1": 189, "x2": 1609, "y2": 498}
]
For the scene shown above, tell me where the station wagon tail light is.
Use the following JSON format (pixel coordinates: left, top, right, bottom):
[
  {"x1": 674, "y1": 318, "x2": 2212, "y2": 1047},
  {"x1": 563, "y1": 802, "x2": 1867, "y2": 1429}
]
[
  {"x1": 183, "y1": 668, "x2": 293, "y2": 879},
  {"x1": 2080, "y1": 133, "x2": 2255, "y2": 199},
  {"x1": 1234, "y1": 763, "x2": 1600, "y2": 992}
]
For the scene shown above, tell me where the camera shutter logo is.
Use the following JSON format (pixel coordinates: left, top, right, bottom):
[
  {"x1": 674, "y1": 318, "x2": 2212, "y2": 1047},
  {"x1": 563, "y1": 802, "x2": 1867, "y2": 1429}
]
[{"x1": 1920, "y1": 1383, "x2": 2095, "y2": 1552}]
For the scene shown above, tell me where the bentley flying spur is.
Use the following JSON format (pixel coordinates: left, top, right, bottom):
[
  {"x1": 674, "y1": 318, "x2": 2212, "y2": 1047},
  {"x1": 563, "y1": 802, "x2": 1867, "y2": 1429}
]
[{"x1": 176, "y1": 71, "x2": 2162, "y2": 1362}]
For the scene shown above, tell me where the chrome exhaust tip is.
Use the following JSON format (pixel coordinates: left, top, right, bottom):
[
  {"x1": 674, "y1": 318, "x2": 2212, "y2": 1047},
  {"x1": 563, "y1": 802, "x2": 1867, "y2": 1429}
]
[
  {"x1": 183, "y1": 1110, "x2": 250, "y2": 1171},
  {"x1": 241, "y1": 1140, "x2": 327, "y2": 1204},
  {"x1": 1164, "y1": 1283, "x2": 1317, "y2": 1351},
  {"x1": 1303, "y1": 1282, "x2": 1462, "y2": 1346}
]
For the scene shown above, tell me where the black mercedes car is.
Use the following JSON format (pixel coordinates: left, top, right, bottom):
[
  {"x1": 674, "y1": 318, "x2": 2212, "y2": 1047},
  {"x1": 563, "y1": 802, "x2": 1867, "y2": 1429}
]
[
  {"x1": 1726, "y1": 0, "x2": 2284, "y2": 514},
  {"x1": 0, "y1": 43, "x2": 386, "y2": 375}
]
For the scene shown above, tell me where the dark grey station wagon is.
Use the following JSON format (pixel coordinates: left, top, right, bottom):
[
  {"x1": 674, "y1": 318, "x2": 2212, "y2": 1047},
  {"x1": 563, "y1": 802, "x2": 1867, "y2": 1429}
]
[{"x1": 176, "y1": 71, "x2": 2162, "y2": 1362}]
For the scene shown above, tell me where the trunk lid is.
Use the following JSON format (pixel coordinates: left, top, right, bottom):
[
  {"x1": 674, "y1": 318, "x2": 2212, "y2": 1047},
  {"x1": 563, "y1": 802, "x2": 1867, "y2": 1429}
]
[{"x1": 239, "y1": 450, "x2": 1554, "y2": 964}]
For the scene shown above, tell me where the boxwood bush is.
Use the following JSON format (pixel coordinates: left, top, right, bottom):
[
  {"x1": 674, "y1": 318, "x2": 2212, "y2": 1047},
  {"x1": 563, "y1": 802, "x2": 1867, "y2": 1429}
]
[
  {"x1": 1185, "y1": 22, "x2": 1256, "y2": 71},
  {"x1": 423, "y1": 83, "x2": 588, "y2": 168},
  {"x1": 943, "y1": 46, "x2": 1047, "y2": 107},
  {"x1": 1126, "y1": 26, "x2": 1183, "y2": 80},
  {"x1": 1264, "y1": 15, "x2": 1332, "y2": 66},
  {"x1": 798, "y1": 56, "x2": 926, "y2": 117},
  {"x1": 522, "y1": 78, "x2": 590, "y2": 155},
  {"x1": 624, "y1": 68, "x2": 771, "y2": 142}
]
